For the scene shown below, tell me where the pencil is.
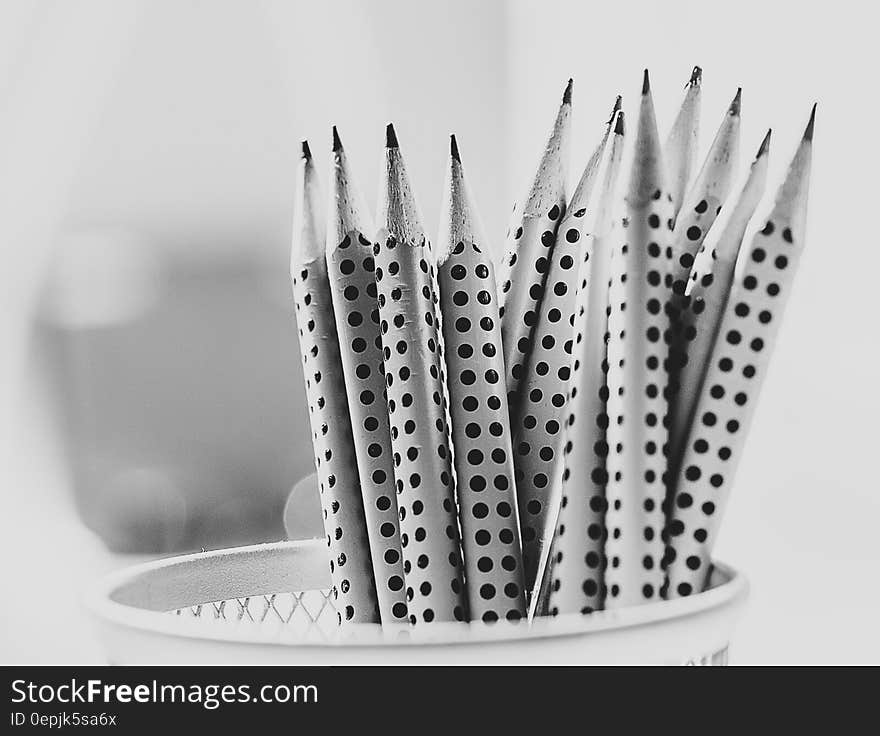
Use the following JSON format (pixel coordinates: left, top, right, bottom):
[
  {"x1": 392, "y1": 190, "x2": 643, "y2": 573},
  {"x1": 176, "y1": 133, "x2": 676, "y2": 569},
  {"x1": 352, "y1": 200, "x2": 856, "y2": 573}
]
[
  {"x1": 544, "y1": 110, "x2": 626, "y2": 616},
  {"x1": 665, "y1": 107, "x2": 814, "y2": 598},
  {"x1": 512, "y1": 96, "x2": 619, "y2": 596},
  {"x1": 498, "y1": 80, "x2": 572, "y2": 412},
  {"x1": 325, "y1": 127, "x2": 408, "y2": 625},
  {"x1": 663, "y1": 66, "x2": 702, "y2": 219},
  {"x1": 374, "y1": 124, "x2": 467, "y2": 624},
  {"x1": 667, "y1": 130, "x2": 771, "y2": 483},
  {"x1": 663, "y1": 89, "x2": 743, "y2": 517},
  {"x1": 290, "y1": 141, "x2": 379, "y2": 625},
  {"x1": 602, "y1": 71, "x2": 672, "y2": 609},
  {"x1": 667, "y1": 88, "x2": 742, "y2": 301},
  {"x1": 437, "y1": 135, "x2": 527, "y2": 623}
]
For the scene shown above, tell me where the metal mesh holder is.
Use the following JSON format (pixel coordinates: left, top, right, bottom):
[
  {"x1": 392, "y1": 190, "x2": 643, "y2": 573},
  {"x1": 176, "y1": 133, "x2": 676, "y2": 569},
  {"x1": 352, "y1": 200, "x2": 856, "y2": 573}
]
[{"x1": 87, "y1": 540, "x2": 747, "y2": 665}]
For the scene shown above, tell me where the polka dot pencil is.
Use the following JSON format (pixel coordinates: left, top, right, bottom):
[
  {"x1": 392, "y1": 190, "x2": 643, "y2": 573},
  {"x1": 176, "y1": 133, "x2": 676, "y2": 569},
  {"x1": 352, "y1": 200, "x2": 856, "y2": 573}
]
[
  {"x1": 603, "y1": 71, "x2": 673, "y2": 609},
  {"x1": 498, "y1": 80, "x2": 572, "y2": 410},
  {"x1": 667, "y1": 130, "x2": 770, "y2": 483},
  {"x1": 436, "y1": 135, "x2": 526, "y2": 623},
  {"x1": 290, "y1": 141, "x2": 379, "y2": 625},
  {"x1": 374, "y1": 124, "x2": 467, "y2": 624},
  {"x1": 667, "y1": 88, "x2": 742, "y2": 302},
  {"x1": 663, "y1": 66, "x2": 702, "y2": 220},
  {"x1": 665, "y1": 107, "x2": 814, "y2": 599},
  {"x1": 512, "y1": 97, "x2": 619, "y2": 596},
  {"x1": 325, "y1": 127, "x2": 408, "y2": 625},
  {"x1": 544, "y1": 110, "x2": 626, "y2": 616},
  {"x1": 663, "y1": 89, "x2": 743, "y2": 514}
]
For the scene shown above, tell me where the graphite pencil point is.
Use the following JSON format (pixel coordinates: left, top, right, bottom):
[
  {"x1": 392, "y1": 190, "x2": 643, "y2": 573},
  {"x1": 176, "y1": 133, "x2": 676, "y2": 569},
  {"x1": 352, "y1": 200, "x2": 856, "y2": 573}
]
[
  {"x1": 689, "y1": 65, "x2": 702, "y2": 86},
  {"x1": 608, "y1": 95, "x2": 623, "y2": 125},
  {"x1": 804, "y1": 103, "x2": 817, "y2": 141},
  {"x1": 729, "y1": 87, "x2": 742, "y2": 116},
  {"x1": 301, "y1": 139, "x2": 312, "y2": 160},
  {"x1": 614, "y1": 109, "x2": 625, "y2": 135},
  {"x1": 385, "y1": 123, "x2": 399, "y2": 148},
  {"x1": 450, "y1": 133, "x2": 461, "y2": 162},
  {"x1": 563, "y1": 78, "x2": 573, "y2": 104},
  {"x1": 331, "y1": 125, "x2": 343, "y2": 152},
  {"x1": 642, "y1": 68, "x2": 651, "y2": 95},
  {"x1": 757, "y1": 128, "x2": 772, "y2": 158}
]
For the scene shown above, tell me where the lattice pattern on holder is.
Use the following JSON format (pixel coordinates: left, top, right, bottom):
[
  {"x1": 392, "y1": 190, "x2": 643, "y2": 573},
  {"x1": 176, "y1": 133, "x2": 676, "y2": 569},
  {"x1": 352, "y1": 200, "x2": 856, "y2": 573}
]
[{"x1": 172, "y1": 590, "x2": 339, "y2": 635}]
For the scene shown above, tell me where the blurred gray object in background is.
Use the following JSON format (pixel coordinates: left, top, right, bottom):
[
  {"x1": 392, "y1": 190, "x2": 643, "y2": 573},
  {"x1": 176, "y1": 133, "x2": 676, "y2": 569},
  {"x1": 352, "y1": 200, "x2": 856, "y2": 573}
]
[{"x1": 35, "y1": 227, "x2": 313, "y2": 553}]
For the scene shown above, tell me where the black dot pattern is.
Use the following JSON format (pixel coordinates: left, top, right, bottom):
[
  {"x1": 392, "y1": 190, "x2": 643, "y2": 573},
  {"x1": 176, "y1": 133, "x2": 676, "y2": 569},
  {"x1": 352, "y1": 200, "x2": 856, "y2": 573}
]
[
  {"x1": 666, "y1": 191, "x2": 810, "y2": 598},
  {"x1": 292, "y1": 253, "x2": 380, "y2": 625},
  {"x1": 666, "y1": 163, "x2": 765, "y2": 493},
  {"x1": 498, "y1": 95, "x2": 570, "y2": 414},
  {"x1": 603, "y1": 188, "x2": 674, "y2": 609},
  {"x1": 438, "y1": 240, "x2": 526, "y2": 622},
  {"x1": 545, "y1": 130, "x2": 625, "y2": 616},
  {"x1": 327, "y1": 228, "x2": 408, "y2": 624},
  {"x1": 374, "y1": 233, "x2": 467, "y2": 624},
  {"x1": 664, "y1": 108, "x2": 740, "y2": 391},
  {"x1": 667, "y1": 188, "x2": 726, "y2": 301},
  {"x1": 498, "y1": 203, "x2": 565, "y2": 418},
  {"x1": 510, "y1": 203, "x2": 586, "y2": 594}
]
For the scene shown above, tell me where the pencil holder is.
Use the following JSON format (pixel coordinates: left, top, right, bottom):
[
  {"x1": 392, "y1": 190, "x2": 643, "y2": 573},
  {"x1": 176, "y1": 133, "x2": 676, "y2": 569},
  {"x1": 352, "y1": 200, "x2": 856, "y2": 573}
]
[{"x1": 87, "y1": 537, "x2": 747, "y2": 665}]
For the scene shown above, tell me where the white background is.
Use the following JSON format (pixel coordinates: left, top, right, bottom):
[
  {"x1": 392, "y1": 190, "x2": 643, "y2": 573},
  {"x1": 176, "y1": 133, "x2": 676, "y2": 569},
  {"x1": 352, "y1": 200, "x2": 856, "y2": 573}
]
[{"x1": 0, "y1": 0, "x2": 877, "y2": 663}]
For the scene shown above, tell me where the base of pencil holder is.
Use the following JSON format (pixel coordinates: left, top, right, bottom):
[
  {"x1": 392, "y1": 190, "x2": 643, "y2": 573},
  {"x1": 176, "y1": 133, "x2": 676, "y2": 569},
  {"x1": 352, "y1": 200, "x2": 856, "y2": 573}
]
[{"x1": 86, "y1": 539, "x2": 747, "y2": 665}]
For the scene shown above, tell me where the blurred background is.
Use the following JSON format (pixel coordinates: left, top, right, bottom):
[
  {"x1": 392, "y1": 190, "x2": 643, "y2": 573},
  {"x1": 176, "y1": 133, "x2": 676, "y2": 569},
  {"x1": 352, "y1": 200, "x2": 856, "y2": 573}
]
[{"x1": 0, "y1": 0, "x2": 876, "y2": 662}]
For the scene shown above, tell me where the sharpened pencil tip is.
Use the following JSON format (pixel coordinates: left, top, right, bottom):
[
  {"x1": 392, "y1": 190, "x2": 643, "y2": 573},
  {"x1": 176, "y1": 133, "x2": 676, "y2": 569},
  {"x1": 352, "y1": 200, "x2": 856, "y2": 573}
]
[
  {"x1": 563, "y1": 78, "x2": 573, "y2": 104},
  {"x1": 614, "y1": 110, "x2": 625, "y2": 136},
  {"x1": 385, "y1": 123, "x2": 398, "y2": 148},
  {"x1": 804, "y1": 103, "x2": 816, "y2": 141},
  {"x1": 300, "y1": 140, "x2": 311, "y2": 160},
  {"x1": 729, "y1": 87, "x2": 742, "y2": 116},
  {"x1": 608, "y1": 95, "x2": 623, "y2": 125},
  {"x1": 450, "y1": 134, "x2": 460, "y2": 163},
  {"x1": 331, "y1": 126, "x2": 342, "y2": 152},
  {"x1": 689, "y1": 66, "x2": 702, "y2": 87},
  {"x1": 757, "y1": 129, "x2": 772, "y2": 158},
  {"x1": 642, "y1": 69, "x2": 650, "y2": 95}
]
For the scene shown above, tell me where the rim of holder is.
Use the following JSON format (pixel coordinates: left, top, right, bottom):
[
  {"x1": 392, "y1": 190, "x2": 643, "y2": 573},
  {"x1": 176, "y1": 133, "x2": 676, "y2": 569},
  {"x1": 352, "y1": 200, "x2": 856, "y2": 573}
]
[{"x1": 85, "y1": 539, "x2": 749, "y2": 649}]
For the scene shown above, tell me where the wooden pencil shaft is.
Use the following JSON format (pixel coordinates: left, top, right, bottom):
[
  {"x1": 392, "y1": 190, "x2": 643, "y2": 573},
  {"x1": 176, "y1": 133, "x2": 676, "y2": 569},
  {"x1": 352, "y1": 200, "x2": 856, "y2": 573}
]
[
  {"x1": 666, "y1": 123, "x2": 812, "y2": 598},
  {"x1": 439, "y1": 243, "x2": 527, "y2": 622},
  {"x1": 663, "y1": 96, "x2": 742, "y2": 522},
  {"x1": 326, "y1": 144, "x2": 408, "y2": 625},
  {"x1": 291, "y1": 152, "x2": 379, "y2": 624},
  {"x1": 437, "y1": 143, "x2": 526, "y2": 622},
  {"x1": 512, "y1": 115, "x2": 613, "y2": 596},
  {"x1": 603, "y1": 83, "x2": 671, "y2": 609},
  {"x1": 667, "y1": 140, "x2": 769, "y2": 483},
  {"x1": 546, "y1": 123, "x2": 625, "y2": 615},
  {"x1": 375, "y1": 138, "x2": 466, "y2": 624}
]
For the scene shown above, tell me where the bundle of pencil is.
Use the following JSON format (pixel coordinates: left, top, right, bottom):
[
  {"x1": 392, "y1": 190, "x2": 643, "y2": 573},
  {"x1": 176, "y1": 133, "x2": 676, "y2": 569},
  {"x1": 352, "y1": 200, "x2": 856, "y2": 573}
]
[
  {"x1": 374, "y1": 126, "x2": 467, "y2": 625},
  {"x1": 290, "y1": 142, "x2": 379, "y2": 625},
  {"x1": 665, "y1": 109, "x2": 813, "y2": 597},
  {"x1": 288, "y1": 69, "x2": 815, "y2": 628},
  {"x1": 325, "y1": 128, "x2": 408, "y2": 625},
  {"x1": 543, "y1": 109, "x2": 626, "y2": 616}
]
